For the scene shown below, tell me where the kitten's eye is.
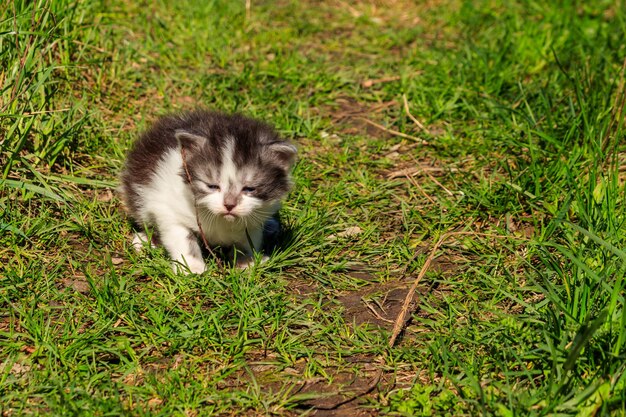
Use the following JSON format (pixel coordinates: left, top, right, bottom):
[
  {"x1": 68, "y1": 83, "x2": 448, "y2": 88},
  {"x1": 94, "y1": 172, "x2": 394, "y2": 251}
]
[
  {"x1": 205, "y1": 183, "x2": 220, "y2": 191},
  {"x1": 242, "y1": 186, "x2": 256, "y2": 193}
]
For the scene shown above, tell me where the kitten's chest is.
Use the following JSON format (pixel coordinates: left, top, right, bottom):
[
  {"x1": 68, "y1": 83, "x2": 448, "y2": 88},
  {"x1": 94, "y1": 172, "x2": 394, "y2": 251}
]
[{"x1": 198, "y1": 214, "x2": 248, "y2": 246}]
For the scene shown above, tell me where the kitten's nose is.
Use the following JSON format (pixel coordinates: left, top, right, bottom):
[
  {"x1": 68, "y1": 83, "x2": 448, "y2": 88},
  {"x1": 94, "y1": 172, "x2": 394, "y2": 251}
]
[{"x1": 224, "y1": 203, "x2": 236, "y2": 212}]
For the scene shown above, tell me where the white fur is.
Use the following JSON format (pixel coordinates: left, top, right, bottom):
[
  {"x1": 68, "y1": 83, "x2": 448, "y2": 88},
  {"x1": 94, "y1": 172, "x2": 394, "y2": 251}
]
[
  {"x1": 134, "y1": 143, "x2": 281, "y2": 274},
  {"x1": 132, "y1": 231, "x2": 155, "y2": 252},
  {"x1": 221, "y1": 137, "x2": 238, "y2": 191}
]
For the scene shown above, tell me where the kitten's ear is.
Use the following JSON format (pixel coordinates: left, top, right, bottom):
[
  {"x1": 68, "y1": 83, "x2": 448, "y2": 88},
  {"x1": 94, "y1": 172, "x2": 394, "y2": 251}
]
[
  {"x1": 175, "y1": 130, "x2": 206, "y2": 150},
  {"x1": 266, "y1": 141, "x2": 297, "y2": 170}
]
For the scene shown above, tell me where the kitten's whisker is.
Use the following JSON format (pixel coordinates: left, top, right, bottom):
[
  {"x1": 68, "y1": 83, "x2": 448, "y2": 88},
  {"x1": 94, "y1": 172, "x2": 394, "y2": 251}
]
[
  {"x1": 198, "y1": 210, "x2": 213, "y2": 226},
  {"x1": 248, "y1": 211, "x2": 271, "y2": 225}
]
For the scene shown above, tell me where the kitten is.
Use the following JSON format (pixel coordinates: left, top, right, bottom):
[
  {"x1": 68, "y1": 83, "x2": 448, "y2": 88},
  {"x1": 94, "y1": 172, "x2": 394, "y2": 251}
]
[{"x1": 119, "y1": 110, "x2": 297, "y2": 273}]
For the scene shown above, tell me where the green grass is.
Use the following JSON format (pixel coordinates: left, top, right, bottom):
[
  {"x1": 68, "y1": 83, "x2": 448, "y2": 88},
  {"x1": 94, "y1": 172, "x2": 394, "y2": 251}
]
[{"x1": 2, "y1": 0, "x2": 626, "y2": 415}]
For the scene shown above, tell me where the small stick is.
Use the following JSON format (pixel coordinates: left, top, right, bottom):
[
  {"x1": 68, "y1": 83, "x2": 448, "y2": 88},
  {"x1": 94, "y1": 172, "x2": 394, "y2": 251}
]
[
  {"x1": 362, "y1": 298, "x2": 394, "y2": 324},
  {"x1": 361, "y1": 76, "x2": 401, "y2": 88},
  {"x1": 388, "y1": 233, "x2": 447, "y2": 348},
  {"x1": 21, "y1": 108, "x2": 70, "y2": 116},
  {"x1": 356, "y1": 117, "x2": 428, "y2": 145},
  {"x1": 388, "y1": 231, "x2": 522, "y2": 347},
  {"x1": 245, "y1": 0, "x2": 251, "y2": 21},
  {"x1": 314, "y1": 231, "x2": 523, "y2": 410},
  {"x1": 409, "y1": 154, "x2": 455, "y2": 197},
  {"x1": 603, "y1": 57, "x2": 626, "y2": 151},
  {"x1": 315, "y1": 233, "x2": 453, "y2": 410},
  {"x1": 405, "y1": 173, "x2": 437, "y2": 205},
  {"x1": 402, "y1": 94, "x2": 429, "y2": 134}
]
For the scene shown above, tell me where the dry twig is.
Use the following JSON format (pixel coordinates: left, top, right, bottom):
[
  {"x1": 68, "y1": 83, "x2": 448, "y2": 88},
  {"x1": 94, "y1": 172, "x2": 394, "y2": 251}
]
[
  {"x1": 245, "y1": 0, "x2": 251, "y2": 20},
  {"x1": 356, "y1": 117, "x2": 428, "y2": 145},
  {"x1": 362, "y1": 298, "x2": 394, "y2": 324},
  {"x1": 388, "y1": 231, "x2": 521, "y2": 347},
  {"x1": 402, "y1": 94, "x2": 429, "y2": 134},
  {"x1": 405, "y1": 172, "x2": 437, "y2": 205},
  {"x1": 361, "y1": 76, "x2": 402, "y2": 88},
  {"x1": 312, "y1": 231, "x2": 521, "y2": 410}
]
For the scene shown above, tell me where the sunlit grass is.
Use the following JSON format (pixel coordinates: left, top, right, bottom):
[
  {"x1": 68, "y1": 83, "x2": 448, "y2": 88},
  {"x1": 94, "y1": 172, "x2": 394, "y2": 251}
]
[{"x1": 1, "y1": 0, "x2": 625, "y2": 415}]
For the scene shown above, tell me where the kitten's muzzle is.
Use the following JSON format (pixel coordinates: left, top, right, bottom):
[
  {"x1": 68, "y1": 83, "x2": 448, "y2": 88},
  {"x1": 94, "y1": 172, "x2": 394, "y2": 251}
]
[{"x1": 222, "y1": 212, "x2": 238, "y2": 222}]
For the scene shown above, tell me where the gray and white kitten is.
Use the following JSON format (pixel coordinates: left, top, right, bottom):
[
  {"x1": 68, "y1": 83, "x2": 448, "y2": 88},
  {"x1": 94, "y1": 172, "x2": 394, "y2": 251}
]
[{"x1": 119, "y1": 110, "x2": 297, "y2": 273}]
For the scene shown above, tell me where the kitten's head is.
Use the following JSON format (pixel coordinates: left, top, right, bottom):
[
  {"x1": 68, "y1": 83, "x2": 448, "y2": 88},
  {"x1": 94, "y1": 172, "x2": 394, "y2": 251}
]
[{"x1": 176, "y1": 113, "x2": 297, "y2": 224}]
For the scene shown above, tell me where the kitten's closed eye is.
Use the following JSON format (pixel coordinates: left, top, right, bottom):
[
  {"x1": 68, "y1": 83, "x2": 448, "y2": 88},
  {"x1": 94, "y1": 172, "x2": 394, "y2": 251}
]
[
  {"x1": 205, "y1": 183, "x2": 220, "y2": 191},
  {"x1": 242, "y1": 186, "x2": 256, "y2": 193}
]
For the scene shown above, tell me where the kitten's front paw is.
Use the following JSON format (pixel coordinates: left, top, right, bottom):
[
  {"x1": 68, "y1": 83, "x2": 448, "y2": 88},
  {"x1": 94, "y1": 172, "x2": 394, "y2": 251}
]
[
  {"x1": 132, "y1": 232, "x2": 156, "y2": 252},
  {"x1": 172, "y1": 257, "x2": 206, "y2": 274},
  {"x1": 235, "y1": 255, "x2": 269, "y2": 269}
]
